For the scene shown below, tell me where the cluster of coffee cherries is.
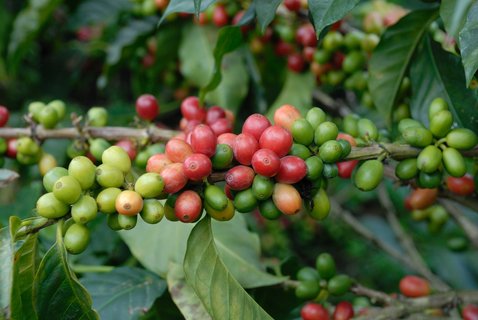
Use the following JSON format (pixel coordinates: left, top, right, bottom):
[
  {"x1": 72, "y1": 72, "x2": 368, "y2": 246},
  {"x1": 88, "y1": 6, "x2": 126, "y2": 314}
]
[
  {"x1": 130, "y1": 0, "x2": 168, "y2": 16},
  {"x1": 28, "y1": 100, "x2": 66, "y2": 129},
  {"x1": 37, "y1": 146, "x2": 166, "y2": 254}
]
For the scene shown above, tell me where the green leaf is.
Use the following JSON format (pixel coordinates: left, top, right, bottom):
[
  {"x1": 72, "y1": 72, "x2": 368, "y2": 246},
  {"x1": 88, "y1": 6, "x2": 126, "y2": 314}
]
[
  {"x1": 159, "y1": 0, "x2": 216, "y2": 25},
  {"x1": 0, "y1": 169, "x2": 19, "y2": 188},
  {"x1": 253, "y1": 0, "x2": 282, "y2": 32},
  {"x1": 439, "y1": 0, "x2": 473, "y2": 39},
  {"x1": 199, "y1": 26, "x2": 243, "y2": 103},
  {"x1": 68, "y1": 0, "x2": 131, "y2": 29},
  {"x1": 368, "y1": 9, "x2": 438, "y2": 125},
  {"x1": 81, "y1": 267, "x2": 166, "y2": 319},
  {"x1": 308, "y1": 0, "x2": 360, "y2": 36},
  {"x1": 166, "y1": 263, "x2": 211, "y2": 320},
  {"x1": 0, "y1": 227, "x2": 14, "y2": 318},
  {"x1": 33, "y1": 222, "x2": 98, "y2": 320},
  {"x1": 121, "y1": 214, "x2": 284, "y2": 288},
  {"x1": 183, "y1": 217, "x2": 274, "y2": 319},
  {"x1": 266, "y1": 71, "x2": 315, "y2": 119},
  {"x1": 459, "y1": 1, "x2": 478, "y2": 86}
]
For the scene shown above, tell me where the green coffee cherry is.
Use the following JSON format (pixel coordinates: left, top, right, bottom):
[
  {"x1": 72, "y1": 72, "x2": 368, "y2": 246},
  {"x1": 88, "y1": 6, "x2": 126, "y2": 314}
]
[
  {"x1": 89, "y1": 138, "x2": 111, "y2": 160},
  {"x1": 442, "y1": 147, "x2": 466, "y2": 177},
  {"x1": 308, "y1": 188, "x2": 330, "y2": 220},
  {"x1": 252, "y1": 175, "x2": 274, "y2": 200},
  {"x1": 289, "y1": 143, "x2": 312, "y2": 160},
  {"x1": 53, "y1": 175, "x2": 82, "y2": 204},
  {"x1": 68, "y1": 156, "x2": 96, "y2": 190},
  {"x1": 357, "y1": 118, "x2": 378, "y2": 140},
  {"x1": 398, "y1": 118, "x2": 424, "y2": 134},
  {"x1": 107, "y1": 213, "x2": 122, "y2": 231},
  {"x1": 102, "y1": 146, "x2": 131, "y2": 173},
  {"x1": 295, "y1": 280, "x2": 320, "y2": 300},
  {"x1": 322, "y1": 31, "x2": 344, "y2": 51},
  {"x1": 393, "y1": 103, "x2": 411, "y2": 122},
  {"x1": 28, "y1": 101, "x2": 46, "y2": 122},
  {"x1": 233, "y1": 188, "x2": 257, "y2": 213},
  {"x1": 118, "y1": 214, "x2": 137, "y2": 230},
  {"x1": 315, "y1": 121, "x2": 339, "y2": 146},
  {"x1": 36, "y1": 192, "x2": 70, "y2": 218},
  {"x1": 429, "y1": 110, "x2": 453, "y2": 138},
  {"x1": 428, "y1": 97, "x2": 448, "y2": 120},
  {"x1": 0, "y1": 138, "x2": 7, "y2": 154},
  {"x1": 305, "y1": 156, "x2": 323, "y2": 180},
  {"x1": 38, "y1": 106, "x2": 59, "y2": 129},
  {"x1": 205, "y1": 199, "x2": 235, "y2": 221},
  {"x1": 96, "y1": 187, "x2": 121, "y2": 214},
  {"x1": 71, "y1": 195, "x2": 98, "y2": 224},
  {"x1": 164, "y1": 194, "x2": 179, "y2": 221},
  {"x1": 306, "y1": 107, "x2": 326, "y2": 129},
  {"x1": 328, "y1": 275, "x2": 352, "y2": 296},
  {"x1": 87, "y1": 107, "x2": 108, "y2": 127},
  {"x1": 205, "y1": 184, "x2": 228, "y2": 211},
  {"x1": 402, "y1": 127, "x2": 433, "y2": 147},
  {"x1": 48, "y1": 100, "x2": 66, "y2": 120},
  {"x1": 258, "y1": 199, "x2": 282, "y2": 220},
  {"x1": 322, "y1": 163, "x2": 338, "y2": 179},
  {"x1": 211, "y1": 144, "x2": 233, "y2": 169},
  {"x1": 17, "y1": 137, "x2": 40, "y2": 156},
  {"x1": 418, "y1": 171, "x2": 442, "y2": 189},
  {"x1": 140, "y1": 199, "x2": 164, "y2": 224},
  {"x1": 446, "y1": 128, "x2": 478, "y2": 150},
  {"x1": 447, "y1": 237, "x2": 468, "y2": 252},
  {"x1": 313, "y1": 50, "x2": 331, "y2": 64},
  {"x1": 134, "y1": 173, "x2": 164, "y2": 198},
  {"x1": 428, "y1": 205, "x2": 449, "y2": 233},
  {"x1": 319, "y1": 140, "x2": 343, "y2": 163},
  {"x1": 343, "y1": 51, "x2": 365, "y2": 73},
  {"x1": 343, "y1": 114, "x2": 359, "y2": 137},
  {"x1": 291, "y1": 119, "x2": 314, "y2": 145},
  {"x1": 337, "y1": 139, "x2": 351, "y2": 159},
  {"x1": 316, "y1": 253, "x2": 336, "y2": 280},
  {"x1": 395, "y1": 158, "x2": 418, "y2": 180},
  {"x1": 64, "y1": 223, "x2": 90, "y2": 255},
  {"x1": 353, "y1": 160, "x2": 383, "y2": 191},
  {"x1": 297, "y1": 267, "x2": 320, "y2": 281},
  {"x1": 344, "y1": 31, "x2": 365, "y2": 49},
  {"x1": 43, "y1": 167, "x2": 69, "y2": 192},
  {"x1": 417, "y1": 145, "x2": 442, "y2": 173},
  {"x1": 96, "y1": 164, "x2": 124, "y2": 188}
]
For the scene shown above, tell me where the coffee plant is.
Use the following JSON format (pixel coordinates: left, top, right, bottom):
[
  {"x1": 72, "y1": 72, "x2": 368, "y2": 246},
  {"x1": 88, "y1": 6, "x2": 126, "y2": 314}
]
[{"x1": 1, "y1": 0, "x2": 478, "y2": 319}]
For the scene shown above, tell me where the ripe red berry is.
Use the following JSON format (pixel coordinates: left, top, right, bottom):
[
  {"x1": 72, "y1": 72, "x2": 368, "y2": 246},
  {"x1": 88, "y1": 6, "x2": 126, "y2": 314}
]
[
  {"x1": 251, "y1": 149, "x2": 281, "y2": 177},
  {"x1": 242, "y1": 114, "x2": 271, "y2": 141},
  {"x1": 284, "y1": 0, "x2": 301, "y2": 12},
  {"x1": 296, "y1": 24, "x2": 317, "y2": 47},
  {"x1": 301, "y1": 302, "x2": 330, "y2": 320},
  {"x1": 165, "y1": 138, "x2": 193, "y2": 163},
  {"x1": 0, "y1": 106, "x2": 9, "y2": 127},
  {"x1": 180, "y1": 96, "x2": 206, "y2": 122},
  {"x1": 6, "y1": 138, "x2": 17, "y2": 158},
  {"x1": 337, "y1": 160, "x2": 358, "y2": 179},
  {"x1": 146, "y1": 153, "x2": 172, "y2": 174},
  {"x1": 462, "y1": 304, "x2": 478, "y2": 320},
  {"x1": 288, "y1": 53, "x2": 305, "y2": 73},
  {"x1": 233, "y1": 133, "x2": 259, "y2": 165},
  {"x1": 406, "y1": 188, "x2": 438, "y2": 210},
  {"x1": 276, "y1": 156, "x2": 307, "y2": 183},
  {"x1": 399, "y1": 275, "x2": 430, "y2": 298},
  {"x1": 333, "y1": 52, "x2": 345, "y2": 69},
  {"x1": 183, "y1": 119, "x2": 201, "y2": 134},
  {"x1": 303, "y1": 47, "x2": 316, "y2": 63},
  {"x1": 115, "y1": 139, "x2": 137, "y2": 160},
  {"x1": 259, "y1": 125, "x2": 293, "y2": 157},
  {"x1": 212, "y1": 5, "x2": 229, "y2": 27},
  {"x1": 446, "y1": 175, "x2": 475, "y2": 196},
  {"x1": 225, "y1": 165, "x2": 255, "y2": 191},
  {"x1": 206, "y1": 106, "x2": 226, "y2": 125},
  {"x1": 273, "y1": 104, "x2": 302, "y2": 131},
  {"x1": 135, "y1": 94, "x2": 159, "y2": 121},
  {"x1": 190, "y1": 124, "x2": 217, "y2": 157},
  {"x1": 224, "y1": 184, "x2": 234, "y2": 200},
  {"x1": 333, "y1": 301, "x2": 354, "y2": 320},
  {"x1": 175, "y1": 190, "x2": 202, "y2": 223},
  {"x1": 183, "y1": 153, "x2": 212, "y2": 181},
  {"x1": 217, "y1": 133, "x2": 237, "y2": 149},
  {"x1": 210, "y1": 118, "x2": 233, "y2": 136},
  {"x1": 275, "y1": 40, "x2": 294, "y2": 57},
  {"x1": 160, "y1": 163, "x2": 188, "y2": 194}
]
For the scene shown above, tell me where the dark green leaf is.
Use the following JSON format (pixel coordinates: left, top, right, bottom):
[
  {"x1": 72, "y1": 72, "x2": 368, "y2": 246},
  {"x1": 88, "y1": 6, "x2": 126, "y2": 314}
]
[
  {"x1": 68, "y1": 0, "x2": 131, "y2": 29},
  {"x1": 440, "y1": 0, "x2": 473, "y2": 39},
  {"x1": 33, "y1": 222, "x2": 98, "y2": 320},
  {"x1": 81, "y1": 267, "x2": 166, "y2": 320},
  {"x1": 184, "y1": 217, "x2": 273, "y2": 319},
  {"x1": 0, "y1": 169, "x2": 19, "y2": 188},
  {"x1": 459, "y1": 1, "x2": 478, "y2": 86},
  {"x1": 266, "y1": 71, "x2": 315, "y2": 119},
  {"x1": 166, "y1": 263, "x2": 211, "y2": 320},
  {"x1": 253, "y1": 0, "x2": 282, "y2": 32},
  {"x1": 308, "y1": 0, "x2": 360, "y2": 36},
  {"x1": 199, "y1": 26, "x2": 244, "y2": 103},
  {"x1": 159, "y1": 0, "x2": 216, "y2": 25},
  {"x1": 368, "y1": 9, "x2": 438, "y2": 125}
]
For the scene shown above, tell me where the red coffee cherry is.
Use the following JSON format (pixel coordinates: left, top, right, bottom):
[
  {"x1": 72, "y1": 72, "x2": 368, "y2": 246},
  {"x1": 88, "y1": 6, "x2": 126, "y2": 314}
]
[
  {"x1": 296, "y1": 24, "x2": 317, "y2": 47},
  {"x1": 165, "y1": 138, "x2": 193, "y2": 163},
  {"x1": 0, "y1": 106, "x2": 9, "y2": 127},
  {"x1": 284, "y1": 0, "x2": 301, "y2": 12},
  {"x1": 301, "y1": 302, "x2": 330, "y2": 320},
  {"x1": 303, "y1": 47, "x2": 316, "y2": 63},
  {"x1": 212, "y1": 5, "x2": 229, "y2": 27},
  {"x1": 225, "y1": 165, "x2": 255, "y2": 191},
  {"x1": 206, "y1": 106, "x2": 226, "y2": 125},
  {"x1": 462, "y1": 304, "x2": 478, "y2": 320},
  {"x1": 273, "y1": 104, "x2": 302, "y2": 131},
  {"x1": 333, "y1": 52, "x2": 345, "y2": 69},
  {"x1": 242, "y1": 114, "x2": 271, "y2": 141},
  {"x1": 406, "y1": 188, "x2": 438, "y2": 210},
  {"x1": 337, "y1": 160, "x2": 358, "y2": 179},
  {"x1": 115, "y1": 139, "x2": 137, "y2": 160},
  {"x1": 180, "y1": 96, "x2": 206, "y2": 122},
  {"x1": 6, "y1": 138, "x2": 17, "y2": 158},
  {"x1": 175, "y1": 190, "x2": 202, "y2": 223},
  {"x1": 135, "y1": 94, "x2": 159, "y2": 121},
  {"x1": 333, "y1": 301, "x2": 354, "y2": 320},
  {"x1": 446, "y1": 175, "x2": 475, "y2": 196},
  {"x1": 259, "y1": 125, "x2": 293, "y2": 157},
  {"x1": 183, "y1": 119, "x2": 201, "y2": 134},
  {"x1": 288, "y1": 53, "x2": 305, "y2": 73},
  {"x1": 183, "y1": 153, "x2": 212, "y2": 181},
  {"x1": 146, "y1": 153, "x2": 172, "y2": 174},
  {"x1": 190, "y1": 124, "x2": 217, "y2": 157},
  {"x1": 217, "y1": 133, "x2": 237, "y2": 149},
  {"x1": 210, "y1": 118, "x2": 233, "y2": 136},
  {"x1": 251, "y1": 149, "x2": 281, "y2": 177},
  {"x1": 160, "y1": 163, "x2": 188, "y2": 194},
  {"x1": 273, "y1": 183, "x2": 302, "y2": 215},
  {"x1": 233, "y1": 133, "x2": 259, "y2": 165},
  {"x1": 275, "y1": 40, "x2": 294, "y2": 57},
  {"x1": 224, "y1": 184, "x2": 234, "y2": 200},
  {"x1": 275, "y1": 156, "x2": 307, "y2": 184},
  {"x1": 399, "y1": 275, "x2": 430, "y2": 298}
]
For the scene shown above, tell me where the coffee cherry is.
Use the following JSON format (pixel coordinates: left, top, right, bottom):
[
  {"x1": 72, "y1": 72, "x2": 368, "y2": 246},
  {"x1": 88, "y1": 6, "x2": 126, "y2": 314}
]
[
  {"x1": 295, "y1": 280, "x2": 320, "y2": 300},
  {"x1": 337, "y1": 160, "x2": 358, "y2": 179},
  {"x1": 140, "y1": 199, "x2": 164, "y2": 224},
  {"x1": 315, "y1": 121, "x2": 339, "y2": 146},
  {"x1": 217, "y1": 133, "x2": 237, "y2": 149},
  {"x1": 258, "y1": 199, "x2": 282, "y2": 219},
  {"x1": 429, "y1": 110, "x2": 453, "y2": 138},
  {"x1": 242, "y1": 114, "x2": 271, "y2": 141},
  {"x1": 328, "y1": 275, "x2": 352, "y2": 296},
  {"x1": 115, "y1": 190, "x2": 143, "y2": 216},
  {"x1": 276, "y1": 156, "x2": 307, "y2": 184},
  {"x1": 337, "y1": 139, "x2": 352, "y2": 159},
  {"x1": 146, "y1": 153, "x2": 172, "y2": 174},
  {"x1": 306, "y1": 156, "x2": 324, "y2": 180},
  {"x1": 428, "y1": 97, "x2": 448, "y2": 119},
  {"x1": 96, "y1": 187, "x2": 121, "y2": 214},
  {"x1": 64, "y1": 223, "x2": 90, "y2": 255},
  {"x1": 212, "y1": 5, "x2": 228, "y2": 27},
  {"x1": 417, "y1": 171, "x2": 442, "y2": 189},
  {"x1": 107, "y1": 213, "x2": 122, "y2": 231},
  {"x1": 0, "y1": 138, "x2": 6, "y2": 154},
  {"x1": 225, "y1": 165, "x2": 255, "y2": 191},
  {"x1": 284, "y1": 0, "x2": 301, "y2": 11},
  {"x1": 181, "y1": 96, "x2": 206, "y2": 122},
  {"x1": 259, "y1": 125, "x2": 293, "y2": 157},
  {"x1": 316, "y1": 253, "x2": 336, "y2": 280},
  {"x1": 28, "y1": 102, "x2": 45, "y2": 122},
  {"x1": 102, "y1": 146, "x2": 131, "y2": 173},
  {"x1": 43, "y1": 167, "x2": 69, "y2": 192},
  {"x1": 403, "y1": 127, "x2": 433, "y2": 147},
  {"x1": 0, "y1": 106, "x2": 9, "y2": 127},
  {"x1": 252, "y1": 175, "x2": 274, "y2": 200},
  {"x1": 344, "y1": 30, "x2": 364, "y2": 49},
  {"x1": 210, "y1": 118, "x2": 233, "y2": 136},
  {"x1": 288, "y1": 53, "x2": 305, "y2": 73},
  {"x1": 301, "y1": 303, "x2": 330, "y2": 320},
  {"x1": 357, "y1": 118, "x2": 378, "y2": 141},
  {"x1": 273, "y1": 104, "x2": 301, "y2": 131},
  {"x1": 428, "y1": 205, "x2": 449, "y2": 233},
  {"x1": 72, "y1": 195, "x2": 98, "y2": 224},
  {"x1": 342, "y1": 115, "x2": 359, "y2": 137},
  {"x1": 16, "y1": 137, "x2": 40, "y2": 156},
  {"x1": 183, "y1": 153, "x2": 212, "y2": 181},
  {"x1": 68, "y1": 156, "x2": 96, "y2": 190},
  {"x1": 395, "y1": 158, "x2": 418, "y2": 180},
  {"x1": 446, "y1": 175, "x2": 475, "y2": 196},
  {"x1": 399, "y1": 275, "x2": 430, "y2": 298},
  {"x1": 164, "y1": 139, "x2": 192, "y2": 163},
  {"x1": 234, "y1": 133, "x2": 259, "y2": 165},
  {"x1": 290, "y1": 143, "x2": 312, "y2": 160},
  {"x1": 462, "y1": 304, "x2": 478, "y2": 320},
  {"x1": 234, "y1": 188, "x2": 258, "y2": 213},
  {"x1": 272, "y1": 183, "x2": 302, "y2": 215},
  {"x1": 205, "y1": 198, "x2": 235, "y2": 221},
  {"x1": 210, "y1": 144, "x2": 233, "y2": 170},
  {"x1": 40, "y1": 154, "x2": 57, "y2": 176},
  {"x1": 417, "y1": 145, "x2": 442, "y2": 173},
  {"x1": 323, "y1": 31, "x2": 343, "y2": 51},
  {"x1": 36, "y1": 192, "x2": 69, "y2": 218},
  {"x1": 87, "y1": 107, "x2": 108, "y2": 127},
  {"x1": 333, "y1": 301, "x2": 354, "y2": 320},
  {"x1": 353, "y1": 160, "x2": 383, "y2": 191},
  {"x1": 160, "y1": 163, "x2": 188, "y2": 194},
  {"x1": 296, "y1": 24, "x2": 317, "y2": 47},
  {"x1": 135, "y1": 94, "x2": 159, "y2": 121},
  {"x1": 96, "y1": 164, "x2": 124, "y2": 188},
  {"x1": 323, "y1": 163, "x2": 338, "y2": 179},
  {"x1": 164, "y1": 194, "x2": 179, "y2": 221},
  {"x1": 38, "y1": 105, "x2": 59, "y2": 129},
  {"x1": 205, "y1": 106, "x2": 226, "y2": 125},
  {"x1": 251, "y1": 149, "x2": 281, "y2": 177},
  {"x1": 442, "y1": 147, "x2": 466, "y2": 177},
  {"x1": 115, "y1": 139, "x2": 137, "y2": 161},
  {"x1": 190, "y1": 124, "x2": 217, "y2": 157},
  {"x1": 446, "y1": 128, "x2": 477, "y2": 150},
  {"x1": 319, "y1": 140, "x2": 343, "y2": 163},
  {"x1": 89, "y1": 138, "x2": 111, "y2": 160},
  {"x1": 297, "y1": 267, "x2": 320, "y2": 281},
  {"x1": 309, "y1": 188, "x2": 330, "y2": 220},
  {"x1": 291, "y1": 119, "x2": 314, "y2": 145},
  {"x1": 398, "y1": 118, "x2": 424, "y2": 134},
  {"x1": 361, "y1": 33, "x2": 380, "y2": 52},
  {"x1": 306, "y1": 107, "x2": 326, "y2": 130},
  {"x1": 406, "y1": 188, "x2": 438, "y2": 210},
  {"x1": 205, "y1": 184, "x2": 228, "y2": 211},
  {"x1": 118, "y1": 214, "x2": 137, "y2": 230},
  {"x1": 342, "y1": 51, "x2": 365, "y2": 73},
  {"x1": 135, "y1": 172, "x2": 164, "y2": 198},
  {"x1": 53, "y1": 175, "x2": 82, "y2": 204}
]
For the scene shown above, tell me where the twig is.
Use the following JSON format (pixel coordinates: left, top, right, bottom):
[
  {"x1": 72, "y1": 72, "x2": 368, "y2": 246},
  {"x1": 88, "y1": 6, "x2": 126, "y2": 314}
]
[
  {"x1": 378, "y1": 186, "x2": 450, "y2": 291},
  {"x1": 439, "y1": 199, "x2": 478, "y2": 249},
  {"x1": 350, "y1": 283, "x2": 395, "y2": 305}
]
